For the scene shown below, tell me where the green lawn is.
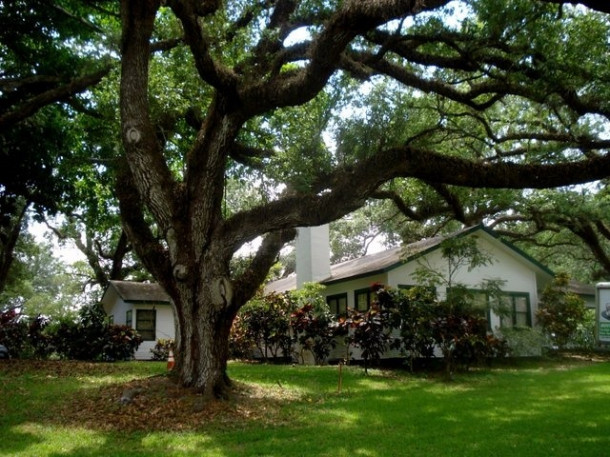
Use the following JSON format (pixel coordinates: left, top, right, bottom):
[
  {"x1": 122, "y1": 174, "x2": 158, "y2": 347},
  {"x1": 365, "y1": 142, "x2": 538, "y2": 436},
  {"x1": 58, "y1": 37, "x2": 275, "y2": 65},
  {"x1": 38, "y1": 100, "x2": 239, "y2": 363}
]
[{"x1": 2, "y1": 358, "x2": 610, "y2": 456}]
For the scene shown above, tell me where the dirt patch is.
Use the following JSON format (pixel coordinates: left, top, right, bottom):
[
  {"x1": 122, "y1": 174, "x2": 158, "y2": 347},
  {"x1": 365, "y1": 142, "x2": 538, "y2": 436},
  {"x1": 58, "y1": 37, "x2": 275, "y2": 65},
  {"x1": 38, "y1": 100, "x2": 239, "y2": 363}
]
[
  {"x1": 54, "y1": 374, "x2": 299, "y2": 432},
  {"x1": 1, "y1": 361, "x2": 301, "y2": 432}
]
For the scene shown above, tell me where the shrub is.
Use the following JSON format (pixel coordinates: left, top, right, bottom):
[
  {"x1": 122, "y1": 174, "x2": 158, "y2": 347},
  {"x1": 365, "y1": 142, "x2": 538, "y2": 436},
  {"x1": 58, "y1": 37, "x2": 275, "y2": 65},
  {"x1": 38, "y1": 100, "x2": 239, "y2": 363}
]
[
  {"x1": 229, "y1": 314, "x2": 260, "y2": 360},
  {"x1": 26, "y1": 314, "x2": 53, "y2": 359},
  {"x1": 395, "y1": 286, "x2": 438, "y2": 370},
  {"x1": 0, "y1": 310, "x2": 54, "y2": 359},
  {"x1": 289, "y1": 282, "x2": 339, "y2": 365},
  {"x1": 536, "y1": 273, "x2": 587, "y2": 350},
  {"x1": 340, "y1": 284, "x2": 400, "y2": 373},
  {"x1": 500, "y1": 326, "x2": 546, "y2": 357},
  {"x1": 104, "y1": 325, "x2": 143, "y2": 361},
  {"x1": 48, "y1": 303, "x2": 142, "y2": 361},
  {"x1": 48, "y1": 304, "x2": 108, "y2": 360},
  {"x1": 0, "y1": 309, "x2": 28, "y2": 357},
  {"x1": 394, "y1": 284, "x2": 509, "y2": 376},
  {"x1": 571, "y1": 309, "x2": 596, "y2": 352},
  {"x1": 239, "y1": 292, "x2": 293, "y2": 361},
  {"x1": 151, "y1": 338, "x2": 175, "y2": 361},
  {"x1": 291, "y1": 303, "x2": 338, "y2": 365}
]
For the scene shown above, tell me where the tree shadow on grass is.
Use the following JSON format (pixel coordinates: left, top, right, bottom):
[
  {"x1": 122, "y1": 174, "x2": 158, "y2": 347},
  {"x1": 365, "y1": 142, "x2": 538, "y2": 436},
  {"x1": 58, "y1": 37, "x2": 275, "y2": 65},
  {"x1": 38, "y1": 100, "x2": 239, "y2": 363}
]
[
  {"x1": 4, "y1": 359, "x2": 610, "y2": 456},
  {"x1": 0, "y1": 428, "x2": 44, "y2": 456}
]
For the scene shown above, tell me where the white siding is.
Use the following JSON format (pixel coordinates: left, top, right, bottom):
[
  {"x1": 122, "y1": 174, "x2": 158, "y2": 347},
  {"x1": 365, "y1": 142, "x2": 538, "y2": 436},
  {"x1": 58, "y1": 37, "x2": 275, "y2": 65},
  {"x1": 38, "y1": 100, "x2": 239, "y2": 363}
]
[
  {"x1": 318, "y1": 230, "x2": 550, "y2": 362},
  {"x1": 385, "y1": 233, "x2": 542, "y2": 329},
  {"x1": 101, "y1": 288, "x2": 131, "y2": 326},
  {"x1": 132, "y1": 304, "x2": 175, "y2": 360}
]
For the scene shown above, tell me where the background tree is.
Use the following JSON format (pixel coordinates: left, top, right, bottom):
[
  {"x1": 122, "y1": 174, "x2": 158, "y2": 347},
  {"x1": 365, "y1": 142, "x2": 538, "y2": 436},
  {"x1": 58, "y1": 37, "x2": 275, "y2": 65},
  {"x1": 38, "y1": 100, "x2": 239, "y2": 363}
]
[
  {"x1": 0, "y1": 1, "x2": 117, "y2": 292},
  {"x1": 0, "y1": 232, "x2": 84, "y2": 317}
]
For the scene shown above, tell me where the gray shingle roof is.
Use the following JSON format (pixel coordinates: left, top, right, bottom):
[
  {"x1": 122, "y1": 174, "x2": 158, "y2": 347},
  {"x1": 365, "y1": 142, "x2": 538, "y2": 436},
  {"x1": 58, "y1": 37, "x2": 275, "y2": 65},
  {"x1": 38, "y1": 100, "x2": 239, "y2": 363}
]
[
  {"x1": 108, "y1": 280, "x2": 170, "y2": 303},
  {"x1": 265, "y1": 231, "x2": 451, "y2": 294}
]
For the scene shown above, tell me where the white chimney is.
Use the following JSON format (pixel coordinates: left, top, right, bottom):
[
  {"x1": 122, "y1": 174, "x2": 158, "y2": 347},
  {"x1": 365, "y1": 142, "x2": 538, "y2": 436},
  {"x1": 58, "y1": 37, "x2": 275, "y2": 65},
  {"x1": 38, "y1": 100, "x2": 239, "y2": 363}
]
[{"x1": 296, "y1": 224, "x2": 331, "y2": 288}]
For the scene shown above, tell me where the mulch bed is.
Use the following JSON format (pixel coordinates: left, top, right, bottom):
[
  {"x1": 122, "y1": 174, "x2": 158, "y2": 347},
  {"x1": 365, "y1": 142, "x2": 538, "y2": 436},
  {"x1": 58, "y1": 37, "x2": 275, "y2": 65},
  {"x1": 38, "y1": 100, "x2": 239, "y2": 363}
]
[{"x1": 1, "y1": 360, "x2": 298, "y2": 432}]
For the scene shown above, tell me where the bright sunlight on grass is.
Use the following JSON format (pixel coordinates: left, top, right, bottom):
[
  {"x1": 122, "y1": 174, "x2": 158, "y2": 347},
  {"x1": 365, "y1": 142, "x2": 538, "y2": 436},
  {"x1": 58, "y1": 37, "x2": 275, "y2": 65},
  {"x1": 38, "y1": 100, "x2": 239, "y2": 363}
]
[{"x1": 2, "y1": 358, "x2": 610, "y2": 456}]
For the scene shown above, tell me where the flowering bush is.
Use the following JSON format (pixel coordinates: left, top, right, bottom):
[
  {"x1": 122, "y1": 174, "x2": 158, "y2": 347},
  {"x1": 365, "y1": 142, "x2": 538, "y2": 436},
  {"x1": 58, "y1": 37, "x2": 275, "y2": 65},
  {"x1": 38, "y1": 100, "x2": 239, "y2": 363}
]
[{"x1": 151, "y1": 338, "x2": 175, "y2": 361}]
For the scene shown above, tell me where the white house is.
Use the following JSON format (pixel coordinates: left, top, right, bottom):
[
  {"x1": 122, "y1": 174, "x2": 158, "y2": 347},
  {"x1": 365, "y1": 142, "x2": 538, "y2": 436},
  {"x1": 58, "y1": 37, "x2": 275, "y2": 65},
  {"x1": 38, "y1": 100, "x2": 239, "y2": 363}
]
[
  {"x1": 101, "y1": 224, "x2": 594, "y2": 360},
  {"x1": 267, "y1": 224, "x2": 564, "y2": 360},
  {"x1": 101, "y1": 280, "x2": 174, "y2": 360}
]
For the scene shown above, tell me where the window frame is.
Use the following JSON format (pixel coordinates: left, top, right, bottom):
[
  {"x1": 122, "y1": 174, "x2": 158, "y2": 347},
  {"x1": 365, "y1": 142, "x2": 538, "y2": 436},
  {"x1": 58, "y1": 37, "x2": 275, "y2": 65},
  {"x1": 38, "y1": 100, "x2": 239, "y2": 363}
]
[
  {"x1": 135, "y1": 309, "x2": 157, "y2": 341},
  {"x1": 327, "y1": 293, "x2": 348, "y2": 317},
  {"x1": 354, "y1": 288, "x2": 373, "y2": 312},
  {"x1": 499, "y1": 292, "x2": 532, "y2": 328}
]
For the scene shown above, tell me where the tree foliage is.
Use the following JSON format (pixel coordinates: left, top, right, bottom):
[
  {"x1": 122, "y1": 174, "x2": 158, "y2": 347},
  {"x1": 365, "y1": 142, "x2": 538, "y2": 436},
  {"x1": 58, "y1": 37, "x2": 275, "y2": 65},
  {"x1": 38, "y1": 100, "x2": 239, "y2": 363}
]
[
  {"x1": 0, "y1": 232, "x2": 84, "y2": 317},
  {"x1": 3, "y1": 0, "x2": 610, "y2": 394},
  {"x1": 116, "y1": 0, "x2": 610, "y2": 393}
]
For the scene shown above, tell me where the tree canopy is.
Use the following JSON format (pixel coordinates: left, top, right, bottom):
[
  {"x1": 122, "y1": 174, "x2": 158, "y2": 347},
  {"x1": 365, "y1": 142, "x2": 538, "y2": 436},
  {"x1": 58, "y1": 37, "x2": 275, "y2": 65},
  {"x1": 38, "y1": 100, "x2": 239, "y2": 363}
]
[{"x1": 2, "y1": 0, "x2": 609, "y2": 395}]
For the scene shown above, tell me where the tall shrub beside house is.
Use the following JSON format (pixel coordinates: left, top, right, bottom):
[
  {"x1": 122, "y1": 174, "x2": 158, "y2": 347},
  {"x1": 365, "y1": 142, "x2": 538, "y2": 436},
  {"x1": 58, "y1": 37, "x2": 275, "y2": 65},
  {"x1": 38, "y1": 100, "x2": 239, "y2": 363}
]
[
  {"x1": 0, "y1": 309, "x2": 52, "y2": 359},
  {"x1": 47, "y1": 303, "x2": 142, "y2": 360},
  {"x1": 395, "y1": 286, "x2": 438, "y2": 371},
  {"x1": 394, "y1": 284, "x2": 507, "y2": 377},
  {"x1": 0, "y1": 304, "x2": 142, "y2": 360},
  {"x1": 536, "y1": 273, "x2": 587, "y2": 350},
  {"x1": 406, "y1": 237, "x2": 509, "y2": 377},
  {"x1": 341, "y1": 283, "x2": 401, "y2": 373},
  {"x1": 238, "y1": 292, "x2": 293, "y2": 362},
  {"x1": 290, "y1": 283, "x2": 338, "y2": 365}
]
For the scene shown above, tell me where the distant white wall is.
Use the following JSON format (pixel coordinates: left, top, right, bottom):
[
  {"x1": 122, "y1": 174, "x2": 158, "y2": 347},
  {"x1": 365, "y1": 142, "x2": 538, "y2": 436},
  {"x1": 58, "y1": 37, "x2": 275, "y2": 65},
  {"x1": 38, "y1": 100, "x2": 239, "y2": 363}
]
[
  {"x1": 296, "y1": 225, "x2": 331, "y2": 288},
  {"x1": 101, "y1": 288, "x2": 130, "y2": 325}
]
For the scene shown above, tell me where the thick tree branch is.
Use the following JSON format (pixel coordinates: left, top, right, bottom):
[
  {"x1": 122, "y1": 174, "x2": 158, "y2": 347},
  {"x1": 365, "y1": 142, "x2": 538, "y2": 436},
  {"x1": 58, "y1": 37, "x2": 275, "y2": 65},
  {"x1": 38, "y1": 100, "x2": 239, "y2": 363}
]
[
  {"x1": 114, "y1": 157, "x2": 172, "y2": 283},
  {"x1": 119, "y1": 0, "x2": 179, "y2": 232},
  {"x1": 231, "y1": 228, "x2": 297, "y2": 311},
  {"x1": 168, "y1": 0, "x2": 239, "y2": 92},
  {"x1": 0, "y1": 66, "x2": 112, "y2": 132},
  {"x1": 223, "y1": 145, "x2": 610, "y2": 248},
  {"x1": 239, "y1": 0, "x2": 450, "y2": 114}
]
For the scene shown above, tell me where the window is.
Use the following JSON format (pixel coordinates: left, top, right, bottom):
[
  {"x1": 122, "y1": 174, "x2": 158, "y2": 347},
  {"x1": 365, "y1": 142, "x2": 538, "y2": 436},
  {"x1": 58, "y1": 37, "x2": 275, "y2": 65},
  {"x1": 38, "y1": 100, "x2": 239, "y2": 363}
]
[
  {"x1": 470, "y1": 291, "x2": 491, "y2": 317},
  {"x1": 327, "y1": 293, "x2": 348, "y2": 317},
  {"x1": 499, "y1": 294, "x2": 531, "y2": 328},
  {"x1": 136, "y1": 309, "x2": 156, "y2": 341},
  {"x1": 354, "y1": 288, "x2": 373, "y2": 311},
  {"x1": 126, "y1": 310, "x2": 132, "y2": 327}
]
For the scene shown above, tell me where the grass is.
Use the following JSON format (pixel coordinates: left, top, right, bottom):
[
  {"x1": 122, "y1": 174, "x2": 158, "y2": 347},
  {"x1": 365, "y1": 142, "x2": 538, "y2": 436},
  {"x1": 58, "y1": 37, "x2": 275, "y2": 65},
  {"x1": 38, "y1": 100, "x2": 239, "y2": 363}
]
[{"x1": 2, "y1": 357, "x2": 610, "y2": 456}]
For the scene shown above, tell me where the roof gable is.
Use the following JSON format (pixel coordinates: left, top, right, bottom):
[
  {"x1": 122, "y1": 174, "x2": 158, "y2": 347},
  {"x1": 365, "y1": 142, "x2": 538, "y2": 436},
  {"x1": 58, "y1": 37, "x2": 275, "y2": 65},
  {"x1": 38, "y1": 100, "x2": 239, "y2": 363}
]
[
  {"x1": 265, "y1": 225, "x2": 556, "y2": 293},
  {"x1": 325, "y1": 224, "x2": 552, "y2": 285},
  {"x1": 104, "y1": 280, "x2": 171, "y2": 304}
]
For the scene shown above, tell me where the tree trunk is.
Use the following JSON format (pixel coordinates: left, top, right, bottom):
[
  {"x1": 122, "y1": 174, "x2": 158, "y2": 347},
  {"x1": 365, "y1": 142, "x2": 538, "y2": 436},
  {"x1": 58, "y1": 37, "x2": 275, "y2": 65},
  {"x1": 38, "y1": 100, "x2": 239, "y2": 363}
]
[
  {"x1": 172, "y1": 281, "x2": 236, "y2": 398},
  {"x1": 0, "y1": 197, "x2": 27, "y2": 294}
]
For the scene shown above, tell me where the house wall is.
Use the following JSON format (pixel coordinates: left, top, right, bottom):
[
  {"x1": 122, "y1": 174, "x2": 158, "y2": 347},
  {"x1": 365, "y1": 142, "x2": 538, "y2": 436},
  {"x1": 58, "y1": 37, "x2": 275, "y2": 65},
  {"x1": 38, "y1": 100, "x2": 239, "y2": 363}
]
[
  {"x1": 101, "y1": 289, "x2": 130, "y2": 325},
  {"x1": 386, "y1": 233, "x2": 542, "y2": 329},
  {"x1": 316, "y1": 231, "x2": 545, "y2": 362},
  {"x1": 102, "y1": 292, "x2": 175, "y2": 360},
  {"x1": 132, "y1": 303, "x2": 175, "y2": 360}
]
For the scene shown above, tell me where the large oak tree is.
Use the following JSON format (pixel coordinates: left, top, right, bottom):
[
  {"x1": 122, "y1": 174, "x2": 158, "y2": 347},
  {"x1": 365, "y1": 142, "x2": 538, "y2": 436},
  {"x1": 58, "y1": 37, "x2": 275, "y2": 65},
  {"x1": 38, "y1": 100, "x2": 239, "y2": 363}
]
[{"x1": 113, "y1": 0, "x2": 610, "y2": 396}]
